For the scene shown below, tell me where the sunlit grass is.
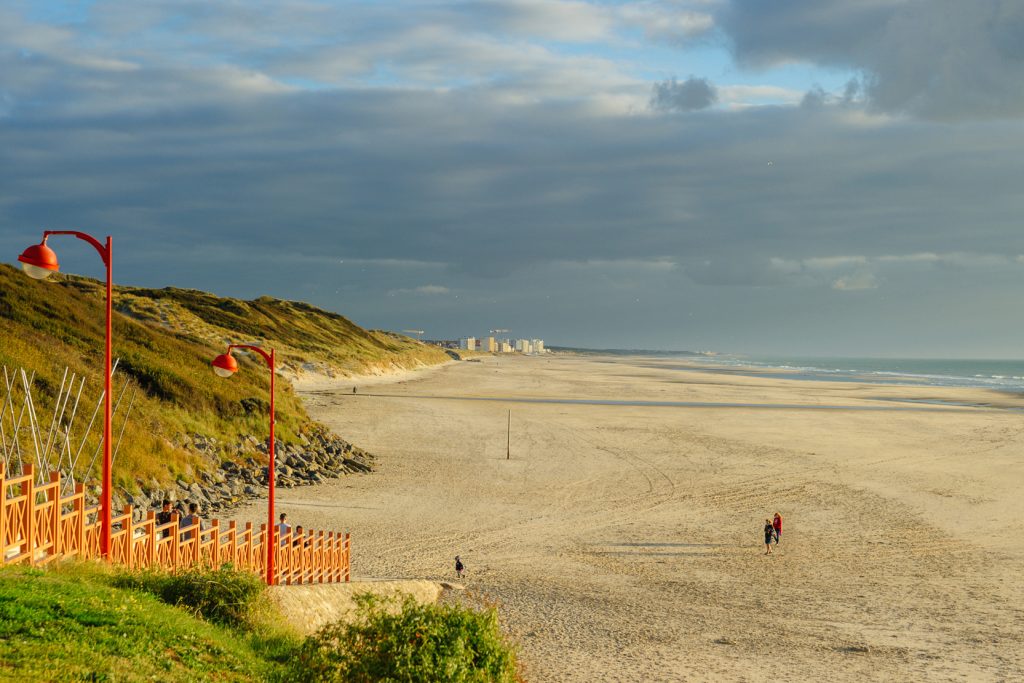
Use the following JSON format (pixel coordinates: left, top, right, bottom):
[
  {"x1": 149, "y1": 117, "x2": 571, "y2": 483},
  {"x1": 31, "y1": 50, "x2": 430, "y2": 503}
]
[
  {"x1": 0, "y1": 563, "x2": 294, "y2": 682},
  {"x1": 0, "y1": 263, "x2": 447, "y2": 494}
]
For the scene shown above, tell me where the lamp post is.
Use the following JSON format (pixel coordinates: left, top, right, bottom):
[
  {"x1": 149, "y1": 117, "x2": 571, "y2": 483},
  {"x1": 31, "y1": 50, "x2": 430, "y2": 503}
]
[
  {"x1": 211, "y1": 345, "x2": 277, "y2": 585},
  {"x1": 18, "y1": 231, "x2": 114, "y2": 558}
]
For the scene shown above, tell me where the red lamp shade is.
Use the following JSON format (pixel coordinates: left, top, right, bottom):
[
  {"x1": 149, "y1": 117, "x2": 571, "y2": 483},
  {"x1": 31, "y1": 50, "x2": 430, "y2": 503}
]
[
  {"x1": 18, "y1": 242, "x2": 60, "y2": 280},
  {"x1": 211, "y1": 353, "x2": 238, "y2": 378}
]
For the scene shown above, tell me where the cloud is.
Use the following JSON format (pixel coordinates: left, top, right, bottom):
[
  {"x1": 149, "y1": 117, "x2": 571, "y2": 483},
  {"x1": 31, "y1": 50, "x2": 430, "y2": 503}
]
[
  {"x1": 831, "y1": 271, "x2": 878, "y2": 291},
  {"x1": 650, "y1": 76, "x2": 718, "y2": 112},
  {"x1": 618, "y1": 2, "x2": 716, "y2": 45},
  {"x1": 717, "y1": 0, "x2": 1024, "y2": 120},
  {"x1": 876, "y1": 252, "x2": 1013, "y2": 268},
  {"x1": 802, "y1": 256, "x2": 868, "y2": 270},
  {"x1": 413, "y1": 285, "x2": 450, "y2": 295},
  {"x1": 704, "y1": 251, "x2": 1020, "y2": 291},
  {"x1": 557, "y1": 258, "x2": 678, "y2": 272},
  {"x1": 718, "y1": 84, "x2": 804, "y2": 109}
]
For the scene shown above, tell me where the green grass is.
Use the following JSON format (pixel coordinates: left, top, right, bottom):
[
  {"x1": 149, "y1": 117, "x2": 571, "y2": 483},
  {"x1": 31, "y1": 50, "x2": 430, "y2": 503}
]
[
  {"x1": 110, "y1": 564, "x2": 270, "y2": 630},
  {"x1": 0, "y1": 563, "x2": 294, "y2": 682},
  {"x1": 0, "y1": 565, "x2": 520, "y2": 682},
  {"x1": 0, "y1": 263, "x2": 447, "y2": 493}
]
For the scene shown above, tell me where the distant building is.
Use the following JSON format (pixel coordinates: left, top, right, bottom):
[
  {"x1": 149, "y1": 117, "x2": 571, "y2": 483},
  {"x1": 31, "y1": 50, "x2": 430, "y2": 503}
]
[
  {"x1": 515, "y1": 339, "x2": 532, "y2": 353},
  {"x1": 532, "y1": 339, "x2": 545, "y2": 353},
  {"x1": 484, "y1": 336, "x2": 497, "y2": 352},
  {"x1": 459, "y1": 337, "x2": 477, "y2": 350},
  {"x1": 501, "y1": 341, "x2": 513, "y2": 353}
]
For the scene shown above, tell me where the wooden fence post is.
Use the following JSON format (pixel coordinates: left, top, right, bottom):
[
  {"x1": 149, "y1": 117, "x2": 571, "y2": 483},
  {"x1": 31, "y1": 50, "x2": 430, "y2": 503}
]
[
  {"x1": 244, "y1": 521, "x2": 253, "y2": 570},
  {"x1": 227, "y1": 520, "x2": 236, "y2": 566},
  {"x1": 170, "y1": 512, "x2": 179, "y2": 571},
  {"x1": 146, "y1": 511, "x2": 156, "y2": 568},
  {"x1": 259, "y1": 523, "x2": 267, "y2": 580},
  {"x1": 316, "y1": 530, "x2": 324, "y2": 584},
  {"x1": 344, "y1": 532, "x2": 351, "y2": 582},
  {"x1": 0, "y1": 462, "x2": 5, "y2": 564},
  {"x1": 121, "y1": 505, "x2": 133, "y2": 567},
  {"x1": 49, "y1": 471, "x2": 61, "y2": 558},
  {"x1": 74, "y1": 484, "x2": 85, "y2": 560},
  {"x1": 23, "y1": 465, "x2": 34, "y2": 566},
  {"x1": 210, "y1": 519, "x2": 220, "y2": 568}
]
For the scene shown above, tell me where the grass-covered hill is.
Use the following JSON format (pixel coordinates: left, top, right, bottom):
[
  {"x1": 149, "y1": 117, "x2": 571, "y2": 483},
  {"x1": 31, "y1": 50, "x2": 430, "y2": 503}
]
[{"x1": 0, "y1": 263, "x2": 447, "y2": 496}]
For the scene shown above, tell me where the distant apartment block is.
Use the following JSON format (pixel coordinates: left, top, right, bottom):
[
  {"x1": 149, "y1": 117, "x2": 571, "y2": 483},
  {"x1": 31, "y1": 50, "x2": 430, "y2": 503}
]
[{"x1": 440, "y1": 335, "x2": 545, "y2": 354}]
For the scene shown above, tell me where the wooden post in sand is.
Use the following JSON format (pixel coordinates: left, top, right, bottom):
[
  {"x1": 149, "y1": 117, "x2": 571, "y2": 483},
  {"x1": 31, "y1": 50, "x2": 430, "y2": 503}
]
[{"x1": 506, "y1": 409, "x2": 511, "y2": 460}]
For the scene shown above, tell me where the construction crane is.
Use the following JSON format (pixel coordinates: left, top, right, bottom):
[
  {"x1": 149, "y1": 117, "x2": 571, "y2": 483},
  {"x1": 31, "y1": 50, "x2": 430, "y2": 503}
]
[{"x1": 402, "y1": 329, "x2": 425, "y2": 340}]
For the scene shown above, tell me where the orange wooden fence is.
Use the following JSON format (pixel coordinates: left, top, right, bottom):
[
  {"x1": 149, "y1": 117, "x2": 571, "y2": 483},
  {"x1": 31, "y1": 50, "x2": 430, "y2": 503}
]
[{"x1": 0, "y1": 464, "x2": 350, "y2": 584}]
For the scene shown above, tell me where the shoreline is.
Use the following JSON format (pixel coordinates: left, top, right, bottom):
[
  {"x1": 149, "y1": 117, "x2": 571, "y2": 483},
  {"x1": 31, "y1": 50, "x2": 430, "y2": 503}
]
[{"x1": 641, "y1": 354, "x2": 1024, "y2": 397}]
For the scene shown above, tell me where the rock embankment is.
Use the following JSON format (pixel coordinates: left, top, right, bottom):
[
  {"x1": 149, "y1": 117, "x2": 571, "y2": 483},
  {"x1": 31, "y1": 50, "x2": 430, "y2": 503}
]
[{"x1": 123, "y1": 429, "x2": 373, "y2": 517}]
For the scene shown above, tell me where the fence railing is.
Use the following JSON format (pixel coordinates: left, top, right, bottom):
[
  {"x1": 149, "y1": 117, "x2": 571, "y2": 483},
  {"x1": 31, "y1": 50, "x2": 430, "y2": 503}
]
[{"x1": 1, "y1": 464, "x2": 350, "y2": 584}]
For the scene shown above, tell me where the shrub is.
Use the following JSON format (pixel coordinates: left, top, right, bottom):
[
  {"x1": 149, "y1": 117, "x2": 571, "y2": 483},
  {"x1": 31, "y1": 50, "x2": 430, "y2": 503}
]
[
  {"x1": 112, "y1": 564, "x2": 267, "y2": 630},
  {"x1": 284, "y1": 593, "x2": 518, "y2": 683}
]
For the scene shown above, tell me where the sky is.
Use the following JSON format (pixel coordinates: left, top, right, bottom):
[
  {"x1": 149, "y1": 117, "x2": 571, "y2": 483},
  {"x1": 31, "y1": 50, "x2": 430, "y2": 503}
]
[{"x1": 2, "y1": 0, "x2": 1024, "y2": 357}]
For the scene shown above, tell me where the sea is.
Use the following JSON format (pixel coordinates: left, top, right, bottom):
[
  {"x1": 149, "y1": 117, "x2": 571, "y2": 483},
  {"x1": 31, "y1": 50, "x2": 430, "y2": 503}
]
[
  {"x1": 550, "y1": 347, "x2": 1024, "y2": 395},
  {"x1": 684, "y1": 356, "x2": 1024, "y2": 395}
]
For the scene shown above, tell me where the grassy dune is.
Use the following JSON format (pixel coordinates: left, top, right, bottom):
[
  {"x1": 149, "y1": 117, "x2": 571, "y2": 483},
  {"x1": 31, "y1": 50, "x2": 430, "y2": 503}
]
[{"x1": 0, "y1": 263, "x2": 447, "y2": 494}]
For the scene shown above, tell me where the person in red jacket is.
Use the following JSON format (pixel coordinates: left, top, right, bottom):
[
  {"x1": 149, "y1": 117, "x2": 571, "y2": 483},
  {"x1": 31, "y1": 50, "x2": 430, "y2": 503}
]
[{"x1": 772, "y1": 512, "x2": 783, "y2": 545}]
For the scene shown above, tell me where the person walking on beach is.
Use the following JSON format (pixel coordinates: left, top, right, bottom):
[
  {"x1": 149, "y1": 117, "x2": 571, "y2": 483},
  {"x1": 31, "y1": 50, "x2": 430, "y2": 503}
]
[
  {"x1": 764, "y1": 519, "x2": 775, "y2": 555},
  {"x1": 455, "y1": 555, "x2": 465, "y2": 578},
  {"x1": 772, "y1": 512, "x2": 783, "y2": 545}
]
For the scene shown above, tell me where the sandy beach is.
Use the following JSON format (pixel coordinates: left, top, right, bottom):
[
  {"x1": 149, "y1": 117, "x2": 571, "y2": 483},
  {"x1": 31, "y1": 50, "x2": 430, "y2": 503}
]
[{"x1": 232, "y1": 354, "x2": 1024, "y2": 681}]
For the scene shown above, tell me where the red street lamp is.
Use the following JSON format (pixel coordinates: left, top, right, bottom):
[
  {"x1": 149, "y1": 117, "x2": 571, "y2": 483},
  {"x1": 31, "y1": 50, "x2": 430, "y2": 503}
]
[
  {"x1": 211, "y1": 345, "x2": 277, "y2": 585},
  {"x1": 18, "y1": 231, "x2": 115, "y2": 558}
]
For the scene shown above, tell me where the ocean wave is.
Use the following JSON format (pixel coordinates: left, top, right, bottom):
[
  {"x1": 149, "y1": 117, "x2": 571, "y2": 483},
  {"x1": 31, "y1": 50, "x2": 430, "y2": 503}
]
[{"x1": 699, "y1": 356, "x2": 1024, "y2": 393}]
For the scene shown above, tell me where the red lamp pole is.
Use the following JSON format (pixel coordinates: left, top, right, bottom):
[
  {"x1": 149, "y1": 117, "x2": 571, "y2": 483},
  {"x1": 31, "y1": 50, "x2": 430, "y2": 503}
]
[
  {"x1": 18, "y1": 230, "x2": 114, "y2": 558},
  {"x1": 211, "y1": 345, "x2": 277, "y2": 585}
]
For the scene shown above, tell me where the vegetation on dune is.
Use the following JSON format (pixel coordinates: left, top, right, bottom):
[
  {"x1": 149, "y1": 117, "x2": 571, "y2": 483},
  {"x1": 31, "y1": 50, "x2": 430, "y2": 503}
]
[
  {"x1": 0, "y1": 564, "x2": 519, "y2": 682},
  {"x1": 0, "y1": 263, "x2": 447, "y2": 495},
  {"x1": 110, "y1": 564, "x2": 271, "y2": 630},
  {"x1": 286, "y1": 593, "x2": 519, "y2": 683},
  {"x1": 115, "y1": 284, "x2": 447, "y2": 376}
]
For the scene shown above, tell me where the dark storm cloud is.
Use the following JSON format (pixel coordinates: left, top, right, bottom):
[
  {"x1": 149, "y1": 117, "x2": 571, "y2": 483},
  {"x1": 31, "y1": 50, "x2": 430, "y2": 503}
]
[
  {"x1": 650, "y1": 77, "x2": 717, "y2": 112},
  {"x1": 718, "y1": 0, "x2": 1024, "y2": 120}
]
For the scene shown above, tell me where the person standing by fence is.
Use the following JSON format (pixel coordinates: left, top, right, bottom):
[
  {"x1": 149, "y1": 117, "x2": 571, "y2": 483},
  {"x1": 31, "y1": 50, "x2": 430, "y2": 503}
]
[
  {"x1": 155, "y1": 500, "x2": 173, "y2": 538},
  {"x1": 180, "y1": 503, "x2": 201, "y2": 541},
  {"x1": 278, "y1": 513, "x2": 291, "y2": 546}
]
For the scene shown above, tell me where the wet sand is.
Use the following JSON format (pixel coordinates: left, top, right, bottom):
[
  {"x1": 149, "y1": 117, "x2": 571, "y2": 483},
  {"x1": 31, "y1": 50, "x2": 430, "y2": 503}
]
[{"x1": 233, "y1": 354, "x2": 1024, "y2": 681}]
